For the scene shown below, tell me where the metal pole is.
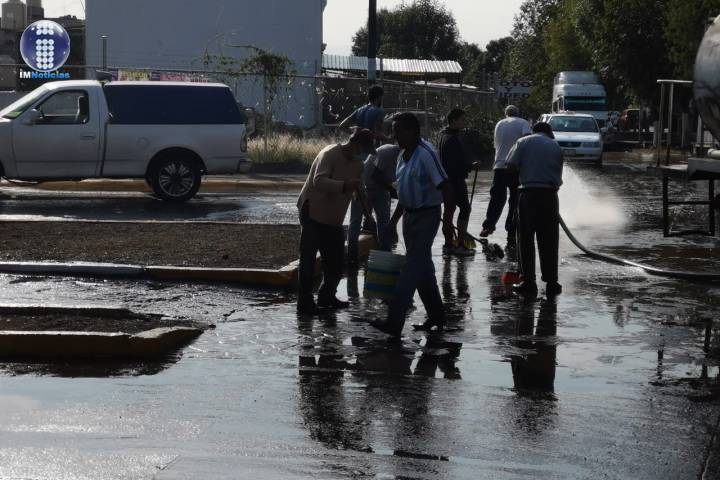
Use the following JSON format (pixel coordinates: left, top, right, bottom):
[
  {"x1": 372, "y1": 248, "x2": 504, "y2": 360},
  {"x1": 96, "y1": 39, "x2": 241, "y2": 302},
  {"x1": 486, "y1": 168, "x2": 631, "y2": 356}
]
[
  {"x1": 656, "y1": 83, "x2": 666, "y2": 167},
  {"x1": 697, "y1": 114, "x2": 704, "y2": 156},
  {"x1": 367, "y1": 0, "x2": 377, "y2": 84},
  {"x1": 423, "y1": 76, "x2": 429, "y2": 137},
  {"x1": 709, "y1": 179, "x2": 716, "y2": 236},
  {"x1": 101, "y1": 35, "x2": 108, "y2": 70},
  {"x1": 662, "y1": 174, "x2": 670, "y2": 237},
  {"x1": 666, "y1": 83, "x2": 675, "y2": 165}
]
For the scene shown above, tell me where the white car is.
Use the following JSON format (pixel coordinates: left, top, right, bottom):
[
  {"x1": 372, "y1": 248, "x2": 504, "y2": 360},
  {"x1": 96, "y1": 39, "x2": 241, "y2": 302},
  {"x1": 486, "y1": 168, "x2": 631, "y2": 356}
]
[{"x1": 540, "y1": 112, "x2": 604, "y2": 166}]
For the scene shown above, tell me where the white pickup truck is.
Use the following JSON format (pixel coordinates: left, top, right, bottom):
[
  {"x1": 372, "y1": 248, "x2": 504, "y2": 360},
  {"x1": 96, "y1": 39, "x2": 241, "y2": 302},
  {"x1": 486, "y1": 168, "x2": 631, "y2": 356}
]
[{"x1": 0, "y1": 80, "x2": 251, "y2": 201}]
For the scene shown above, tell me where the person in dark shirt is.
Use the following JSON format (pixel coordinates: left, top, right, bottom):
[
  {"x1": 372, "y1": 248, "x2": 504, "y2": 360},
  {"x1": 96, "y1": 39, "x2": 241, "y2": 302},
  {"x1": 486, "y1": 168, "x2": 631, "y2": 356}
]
[
  {"x1": 339, "y1": 85, "x2": 387, "y2": 142},
  {"x1": 438, "y1": 108, "x2": 475, "y2": 256}
]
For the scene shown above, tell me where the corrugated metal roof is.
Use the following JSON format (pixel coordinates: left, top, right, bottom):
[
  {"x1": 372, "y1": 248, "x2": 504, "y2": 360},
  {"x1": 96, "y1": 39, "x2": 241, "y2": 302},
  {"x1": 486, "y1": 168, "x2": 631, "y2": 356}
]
[{"x1": 322, "y1": 54, "x2": 462, "y2": 75}]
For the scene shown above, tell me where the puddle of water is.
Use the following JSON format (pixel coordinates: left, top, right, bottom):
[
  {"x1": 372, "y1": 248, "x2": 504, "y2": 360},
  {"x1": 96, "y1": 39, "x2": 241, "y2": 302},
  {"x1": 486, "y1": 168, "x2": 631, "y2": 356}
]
[{"x1": 0, "y1": 162, "x2": 718, "y2": 478}]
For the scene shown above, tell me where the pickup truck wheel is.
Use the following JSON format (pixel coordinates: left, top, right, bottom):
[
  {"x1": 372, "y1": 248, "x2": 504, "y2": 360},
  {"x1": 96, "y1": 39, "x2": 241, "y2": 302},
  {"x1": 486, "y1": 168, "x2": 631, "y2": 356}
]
[{"x1": 150, "y1": 157, "x2": 202, "y2": 202}]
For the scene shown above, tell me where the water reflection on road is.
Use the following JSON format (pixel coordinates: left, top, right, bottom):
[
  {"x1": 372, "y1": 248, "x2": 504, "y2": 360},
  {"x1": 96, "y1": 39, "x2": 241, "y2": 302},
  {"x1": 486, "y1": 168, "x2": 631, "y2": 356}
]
[{"x1": 0, "y1": 165, "x2": 718, "y2": 478}]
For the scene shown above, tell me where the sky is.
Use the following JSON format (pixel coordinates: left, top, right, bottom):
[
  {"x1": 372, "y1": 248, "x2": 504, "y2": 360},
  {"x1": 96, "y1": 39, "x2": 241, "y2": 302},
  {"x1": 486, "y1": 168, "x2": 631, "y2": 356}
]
[
  {"x1": 38, "y1": 0, "x2": 525, "y2": 55},
  {"x1": 323, "y1": 0, "x2": 526, "y2": 56},
  {"x1": 41, "y1": 0, "x2": 85, "y2": 19}
]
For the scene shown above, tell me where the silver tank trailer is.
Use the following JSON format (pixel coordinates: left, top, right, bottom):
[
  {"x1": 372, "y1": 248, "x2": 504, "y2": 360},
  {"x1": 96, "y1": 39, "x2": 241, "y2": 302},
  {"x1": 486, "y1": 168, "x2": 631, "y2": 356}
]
[{"x1": 695, "y1": 15, "x2": 720, "y2": 141}]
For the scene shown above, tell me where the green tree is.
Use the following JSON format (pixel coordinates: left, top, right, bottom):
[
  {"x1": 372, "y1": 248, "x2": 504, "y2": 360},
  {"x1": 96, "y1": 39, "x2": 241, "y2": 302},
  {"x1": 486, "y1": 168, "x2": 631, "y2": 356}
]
[
  {"x1": 202, "y1": 38, "x2": 295, "y2": 149},
  {"x1": 665, "y1": 0, "x2": 720, "y2": 79},
  {"x1": 544, "y1": 1, "x2": 592, "y2": 74},
  {"x1": 584, "y1": 0, "x2": 672, "y2": 103},
  {"x1": 457, "y1": 41, "x2": 484, "y2": 85},
  {"x1": 503, "y1": 0, "x2": 561, "y2": 115},
  {"x1": 484, "y1": 37, "x2": 515, "y2": 74},
  {"x1": 351, "y1": 0, "x2": 461, "y2": 60}
]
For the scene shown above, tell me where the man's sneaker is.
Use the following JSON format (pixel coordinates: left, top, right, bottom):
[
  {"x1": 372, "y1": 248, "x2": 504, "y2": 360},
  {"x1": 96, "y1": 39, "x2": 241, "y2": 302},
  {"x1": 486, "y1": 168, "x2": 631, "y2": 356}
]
[
  {"x1": 479, "y1": 228, "x2": 495, "y2": 237},
  {"x1": 512, "y1": 280, "x2": 538, "y2": 296},
  {"x1": 442, "y1": 244, "x2": 455, "y2": 255},
  {"x1": 411, "y1": 318, "x2": 445, "y2": 332},
  {"x1": 453, "y1": 245, "x2": 476, "y2": 257},
  {"x1": 317, "y1": 296, "x2": 350, "y2": 309},
  {"x1": 546, "y1": 282, "x2": 563, "y2": 297}
]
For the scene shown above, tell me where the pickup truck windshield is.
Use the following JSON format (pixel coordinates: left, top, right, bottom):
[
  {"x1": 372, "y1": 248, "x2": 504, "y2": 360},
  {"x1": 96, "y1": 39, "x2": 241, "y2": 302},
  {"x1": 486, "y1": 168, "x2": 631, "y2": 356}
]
[
  {"x1": 0, "y1": 87, "x2": 47, "y2": 119},
  {"x1": 548, "y1": 116, "x2": 599, "y2": 133}
]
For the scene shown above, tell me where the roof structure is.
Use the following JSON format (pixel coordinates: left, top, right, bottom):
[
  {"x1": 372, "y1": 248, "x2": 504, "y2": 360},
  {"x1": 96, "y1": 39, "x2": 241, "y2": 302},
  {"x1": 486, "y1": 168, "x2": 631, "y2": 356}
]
[{"x1": 322, "y1": 54, "x2": 462, "y2": 76}]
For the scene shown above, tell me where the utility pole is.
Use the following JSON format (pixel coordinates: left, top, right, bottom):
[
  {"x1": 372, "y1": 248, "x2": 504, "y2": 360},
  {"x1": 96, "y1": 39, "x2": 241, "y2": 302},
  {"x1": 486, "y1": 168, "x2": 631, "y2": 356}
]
[
  {"x1": 367, "y1": 0, "x2": 377, "y2": 84},
  {"x1": 101, "y1": 35, "x2": 108, "y2": 70}
]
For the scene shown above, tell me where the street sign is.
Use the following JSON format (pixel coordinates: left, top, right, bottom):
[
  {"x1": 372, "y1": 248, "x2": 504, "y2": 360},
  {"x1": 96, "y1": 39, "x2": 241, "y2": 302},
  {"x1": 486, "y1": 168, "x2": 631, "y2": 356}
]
[{"x1": 494, "y1": 80, "x2": 533, "y2": 99}]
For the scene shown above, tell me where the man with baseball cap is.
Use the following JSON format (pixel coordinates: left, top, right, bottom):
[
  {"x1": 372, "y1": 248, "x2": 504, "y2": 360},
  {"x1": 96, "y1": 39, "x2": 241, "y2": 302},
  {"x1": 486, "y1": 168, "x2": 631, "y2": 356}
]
[{"x1": 296, "y1": 129, "x2": 376, "y2": 315}]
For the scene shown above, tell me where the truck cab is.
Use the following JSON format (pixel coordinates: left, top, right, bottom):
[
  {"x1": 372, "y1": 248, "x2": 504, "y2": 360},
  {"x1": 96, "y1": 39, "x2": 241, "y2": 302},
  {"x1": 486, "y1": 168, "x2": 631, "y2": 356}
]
[{"x1": 552, "y1": 71, "x2": 609, "y2": 128}]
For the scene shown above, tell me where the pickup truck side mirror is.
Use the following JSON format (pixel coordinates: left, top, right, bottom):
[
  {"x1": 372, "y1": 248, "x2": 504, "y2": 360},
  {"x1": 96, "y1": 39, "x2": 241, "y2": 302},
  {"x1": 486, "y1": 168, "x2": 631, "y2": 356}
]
[{"x1": 22, "y1": 108, "x2": 42, "y2": 125}]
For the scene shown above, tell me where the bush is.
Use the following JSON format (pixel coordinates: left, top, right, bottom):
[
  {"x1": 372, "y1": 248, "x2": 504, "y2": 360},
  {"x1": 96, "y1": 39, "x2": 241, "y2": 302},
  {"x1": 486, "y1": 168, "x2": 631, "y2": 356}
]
[{"x1": 249, "y1": 134, "x2": 341, "y2": 165}]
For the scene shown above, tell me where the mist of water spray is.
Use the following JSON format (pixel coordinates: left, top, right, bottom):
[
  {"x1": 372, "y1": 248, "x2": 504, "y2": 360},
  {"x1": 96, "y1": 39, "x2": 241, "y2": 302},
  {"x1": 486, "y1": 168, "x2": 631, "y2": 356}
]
[{"x1": 558, "y1": 166, "x2": 626, "y2": 229}]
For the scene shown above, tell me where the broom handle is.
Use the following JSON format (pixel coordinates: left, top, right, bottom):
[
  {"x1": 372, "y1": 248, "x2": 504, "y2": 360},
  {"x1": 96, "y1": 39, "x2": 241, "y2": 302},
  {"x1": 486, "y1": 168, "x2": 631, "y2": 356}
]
[{"x1": 469, "y1": 167, "x2": 479, "y2": 205}]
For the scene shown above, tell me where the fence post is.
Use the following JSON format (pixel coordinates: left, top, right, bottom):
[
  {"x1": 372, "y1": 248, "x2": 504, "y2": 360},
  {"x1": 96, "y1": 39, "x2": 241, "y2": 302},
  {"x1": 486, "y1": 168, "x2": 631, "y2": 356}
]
[
  {"x1": 263, "y1": 74, "x2": 269, "y2": 154},
  {"x1": 423, "y1": 76, "x2": 428, "y2": 137}
]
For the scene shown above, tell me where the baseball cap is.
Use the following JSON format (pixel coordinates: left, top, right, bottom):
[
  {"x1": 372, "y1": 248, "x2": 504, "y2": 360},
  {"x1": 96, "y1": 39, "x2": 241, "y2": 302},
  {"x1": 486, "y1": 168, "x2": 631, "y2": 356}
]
[{"x1": 350, "y1": 128, "x2": 377, "y2": 153}]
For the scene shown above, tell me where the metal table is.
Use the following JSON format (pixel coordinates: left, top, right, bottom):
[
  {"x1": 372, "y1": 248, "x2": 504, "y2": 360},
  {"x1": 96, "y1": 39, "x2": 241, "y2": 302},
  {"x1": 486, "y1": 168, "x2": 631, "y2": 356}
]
[{"x1": 649, "y1": 160, "x2": 719, "y2": 237}]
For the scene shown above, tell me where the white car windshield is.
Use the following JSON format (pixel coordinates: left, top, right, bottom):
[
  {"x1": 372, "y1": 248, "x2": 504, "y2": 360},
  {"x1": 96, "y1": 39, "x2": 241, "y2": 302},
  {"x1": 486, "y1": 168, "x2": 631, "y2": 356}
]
[
  {"x1": 0, "y1": 86, "x2": 47, "y2": 119},
  {"x1": 548, "y1": 116, "x2": 599, "y2": 133}
]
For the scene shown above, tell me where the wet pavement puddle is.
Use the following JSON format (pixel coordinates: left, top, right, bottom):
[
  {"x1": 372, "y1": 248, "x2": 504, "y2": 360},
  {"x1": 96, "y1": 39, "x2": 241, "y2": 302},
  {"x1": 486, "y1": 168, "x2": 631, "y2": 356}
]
[{"x1": 0, "y1": 164, "x2": 719, "y2": 478}]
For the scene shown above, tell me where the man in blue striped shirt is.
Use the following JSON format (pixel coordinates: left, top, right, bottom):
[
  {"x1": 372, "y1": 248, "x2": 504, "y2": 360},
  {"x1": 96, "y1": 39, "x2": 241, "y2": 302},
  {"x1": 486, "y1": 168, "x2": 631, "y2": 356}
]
[{"x1": 370, "y1": 113, "x2": 454, "y2": 337}]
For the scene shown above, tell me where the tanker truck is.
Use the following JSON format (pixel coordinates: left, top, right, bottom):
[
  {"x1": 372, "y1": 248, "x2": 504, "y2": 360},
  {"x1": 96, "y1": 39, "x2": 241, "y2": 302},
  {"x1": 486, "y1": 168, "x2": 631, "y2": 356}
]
[{"x1": 693, "y1": 14, "x2": 720, "y2": 173}]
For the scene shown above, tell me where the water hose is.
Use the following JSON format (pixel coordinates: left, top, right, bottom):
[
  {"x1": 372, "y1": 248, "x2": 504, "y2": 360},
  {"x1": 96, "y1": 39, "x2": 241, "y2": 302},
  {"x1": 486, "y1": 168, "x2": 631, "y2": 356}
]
[{"x1": 559, "y1": 215, "x2": 720, "y2": 282}]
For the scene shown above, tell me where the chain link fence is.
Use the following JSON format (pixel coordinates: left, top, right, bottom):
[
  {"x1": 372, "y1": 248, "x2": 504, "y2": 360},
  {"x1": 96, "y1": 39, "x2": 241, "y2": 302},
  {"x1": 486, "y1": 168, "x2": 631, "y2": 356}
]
[{"x1": 0, "y1": 64, "x2": 503, "y2": 165}]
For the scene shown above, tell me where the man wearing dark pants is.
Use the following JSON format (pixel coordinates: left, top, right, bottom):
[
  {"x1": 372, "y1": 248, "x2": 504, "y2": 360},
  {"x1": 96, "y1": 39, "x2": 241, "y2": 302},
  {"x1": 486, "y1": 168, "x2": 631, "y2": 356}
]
[
  {"x1": 439, "y1": 108, "x2": 475, "y2": 256},
  {"x1": 347, "y1": 144, "x2": 401, "y2": 265},
  {"x1": 507, "y1": 122, "x2": 564, "y2": 297},
  {"x1": 480, "y1": 105, "x2": 531, "y2": 246},
  {"x1": 296, "y1": 129, "x2": 376, "y2": 314},
  {"x1": 370, "y1": 113, "x2": 454, "y2": 337}
]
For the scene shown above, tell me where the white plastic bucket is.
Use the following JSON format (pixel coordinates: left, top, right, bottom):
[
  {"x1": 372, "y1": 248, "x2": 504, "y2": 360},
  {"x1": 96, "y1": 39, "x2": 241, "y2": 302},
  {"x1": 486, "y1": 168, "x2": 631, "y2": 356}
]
[{"x1": 364, "y1": 250, "x2": 406, "y2": 300}]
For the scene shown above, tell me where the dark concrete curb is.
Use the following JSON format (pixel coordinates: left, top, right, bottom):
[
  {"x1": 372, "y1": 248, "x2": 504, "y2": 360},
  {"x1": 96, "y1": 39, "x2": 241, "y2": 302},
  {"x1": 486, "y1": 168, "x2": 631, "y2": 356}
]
[
  {"x1": 0, "y1": 327, "x2": 203, "y2": 359},
  {"x1": 0, "y1": 306, "x2": 205, "y2": 359},
  {"x1": 0, "y1": 236, "x2": 377, "y2": 288}
]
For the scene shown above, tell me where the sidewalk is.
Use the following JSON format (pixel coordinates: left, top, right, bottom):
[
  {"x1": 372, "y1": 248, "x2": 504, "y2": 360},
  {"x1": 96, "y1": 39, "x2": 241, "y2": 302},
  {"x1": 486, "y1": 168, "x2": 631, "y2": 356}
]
[{"x1": 1, "y1": 174, "x2": 308, "y2": 194}]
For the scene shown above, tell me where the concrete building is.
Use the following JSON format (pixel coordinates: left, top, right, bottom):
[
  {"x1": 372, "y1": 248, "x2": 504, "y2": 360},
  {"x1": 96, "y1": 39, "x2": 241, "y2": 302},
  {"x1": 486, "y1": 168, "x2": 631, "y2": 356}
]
[
  {"x1": 26, "y1": 0, "x2": 44, "y2": 24},
  {"x1": 86, "y1": 0, "x2": 327, "y2": 128},
  {"x1": 1, "y1": 0, "x2": 25, "y2": 32}
]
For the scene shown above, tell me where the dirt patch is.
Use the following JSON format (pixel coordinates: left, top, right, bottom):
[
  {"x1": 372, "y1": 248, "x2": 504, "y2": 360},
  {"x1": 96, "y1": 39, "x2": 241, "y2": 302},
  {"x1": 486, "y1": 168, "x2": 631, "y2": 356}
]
[
  {"x1": 0, "y1": 222, "x2": 300, "y2": 269},
  {"x1": 0, "y1": 307, "x2": 201, "y2": 334}
]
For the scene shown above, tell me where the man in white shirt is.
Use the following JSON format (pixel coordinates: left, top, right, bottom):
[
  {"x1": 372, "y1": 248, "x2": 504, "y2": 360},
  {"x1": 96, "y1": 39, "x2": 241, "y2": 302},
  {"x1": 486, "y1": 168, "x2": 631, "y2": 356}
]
[{"x1": 479, "y1": 105, "x2": 531, "y2": 246}]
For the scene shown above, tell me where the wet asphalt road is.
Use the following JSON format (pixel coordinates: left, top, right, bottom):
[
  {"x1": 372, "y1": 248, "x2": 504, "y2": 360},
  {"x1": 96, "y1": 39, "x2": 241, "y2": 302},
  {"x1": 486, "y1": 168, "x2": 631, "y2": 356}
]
[
  {"x1": 0, "y1": 187, "x2": 300, "y2": 223},
  {"x1": 0, "y1": 165, "x2": 719, "y2": 479}
]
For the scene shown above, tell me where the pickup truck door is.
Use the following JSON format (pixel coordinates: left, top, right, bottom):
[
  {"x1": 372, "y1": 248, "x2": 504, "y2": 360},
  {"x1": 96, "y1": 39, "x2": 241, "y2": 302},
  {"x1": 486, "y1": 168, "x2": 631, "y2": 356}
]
[{"x1": 13, "y1": 88, "x2": 100, "y2": 178}]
